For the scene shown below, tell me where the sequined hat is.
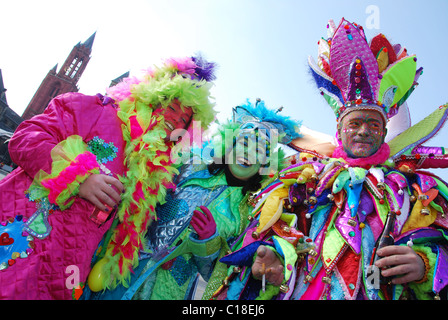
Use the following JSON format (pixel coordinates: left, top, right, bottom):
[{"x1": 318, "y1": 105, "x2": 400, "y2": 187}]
[{"x1": 308, "y1": 18, "x2": 423, "y2": 123}]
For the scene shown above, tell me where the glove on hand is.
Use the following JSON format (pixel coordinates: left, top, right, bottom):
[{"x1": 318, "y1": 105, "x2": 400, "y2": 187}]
[{"x1": 191, "y1": 206, "x2": 217, "y2": 240}]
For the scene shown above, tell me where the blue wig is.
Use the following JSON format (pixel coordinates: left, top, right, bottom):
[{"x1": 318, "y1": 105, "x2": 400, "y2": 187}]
[{"x1": 232, "y1": 98, "x2": 302, "y2": 144}]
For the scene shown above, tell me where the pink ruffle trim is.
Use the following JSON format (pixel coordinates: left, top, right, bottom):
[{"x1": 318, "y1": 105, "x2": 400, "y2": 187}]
[
  {"x1": 332, "y1": 143, "x2": 390, "y2": 168},
  {"x1": 41, "y1": 151, "x2": 99, "y2": 204}
]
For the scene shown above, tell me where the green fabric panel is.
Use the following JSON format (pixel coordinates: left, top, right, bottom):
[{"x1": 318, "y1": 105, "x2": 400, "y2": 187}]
[
  {"x1": 189, "y1": 235, "x2": 223, "y2": 257},
  {"x1": 378, "y1": 56, "x2": 416, "y2": 106},
  {"x1": 149, "y1": 264, "x2": 191, "y2": 300},
  {"x1": 388, "y1": 104, "x2": 448, "y2": 157},
  {"x1": 322, "y1": 226, "x2": 346, "y2": 268}
]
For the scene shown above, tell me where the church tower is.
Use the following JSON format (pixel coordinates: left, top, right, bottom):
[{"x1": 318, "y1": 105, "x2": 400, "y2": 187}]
[{"x1": 22, "y1": 32, "x2": 96, "y2": 120}]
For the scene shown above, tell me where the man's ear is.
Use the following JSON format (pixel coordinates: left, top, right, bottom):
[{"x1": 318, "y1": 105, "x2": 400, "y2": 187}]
[{"x1": 382, "y1": 127, "x2": 388, "y2": 143}]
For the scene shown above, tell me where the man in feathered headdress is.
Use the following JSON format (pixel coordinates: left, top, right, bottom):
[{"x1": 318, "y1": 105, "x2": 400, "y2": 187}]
[
  {"x1": 217, "y1": 18, "x2": 448, "y2": 300},
  {"x1": 0, "y1": 54, "x2": 217, "y2": 299}
]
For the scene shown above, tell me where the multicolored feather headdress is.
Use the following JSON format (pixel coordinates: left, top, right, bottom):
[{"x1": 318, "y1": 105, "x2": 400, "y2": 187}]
[
  {"x1": 107, "y1": 53, "x2": 217, "y2": 130},
  {"x1": 309, "y1": 18, "x2": 423, "y2": 123},
  {"x1": 208, "y1": 99, "x2": 301, "y2": 173}
]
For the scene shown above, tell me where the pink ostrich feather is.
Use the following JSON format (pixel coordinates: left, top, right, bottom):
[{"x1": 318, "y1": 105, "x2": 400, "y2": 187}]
[
  {"x1": 106, "y1": 76, "x2": 141, "y2": 102},
  {"x1": 164, "y1": 56, "x2": 196, "y2": 75}
]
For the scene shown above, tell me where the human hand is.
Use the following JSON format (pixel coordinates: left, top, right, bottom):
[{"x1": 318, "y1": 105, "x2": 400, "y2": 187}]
[
  {"x1": 191, "y1": 206, "x2": 217, "y2": 240},
  {"x1": 78, "y1": 174, "x2": 124, "y2": 212},
  {"x1": 252, "y1": 245, "x2": 284, "y2": 286},
  {"x1": 375, "y1": 245, "x2": 426, "y2": 284}
]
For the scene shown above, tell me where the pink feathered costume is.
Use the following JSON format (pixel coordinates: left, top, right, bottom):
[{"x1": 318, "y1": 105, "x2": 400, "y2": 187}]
[{"x1": 0, "y1": 93, "x2": 126, "y2": 299}]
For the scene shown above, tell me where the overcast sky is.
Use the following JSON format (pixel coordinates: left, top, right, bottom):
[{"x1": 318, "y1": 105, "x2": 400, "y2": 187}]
[{"x1": 1, "y1": 0, "x2": 447, "y2": 179}]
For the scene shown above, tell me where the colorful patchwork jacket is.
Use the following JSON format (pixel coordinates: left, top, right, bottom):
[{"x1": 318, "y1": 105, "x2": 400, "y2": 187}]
[
  {"x1": 289, "y1": 154, "x2": 448, "y2": 300},
  {"x1": 210, "y1": 180, "x2": 315, "y2": 300},
  {"x1": 213, "y1": 152, "x2": 448, "y2": 300},
  {"x1": 0, "y1": 93, "x2": 126, "y2": 299}
]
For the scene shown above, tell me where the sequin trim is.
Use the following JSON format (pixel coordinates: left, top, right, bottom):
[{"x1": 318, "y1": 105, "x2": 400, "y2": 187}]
[{"x1": 87, "y1": 136, "x2": 118, "y2": 165}]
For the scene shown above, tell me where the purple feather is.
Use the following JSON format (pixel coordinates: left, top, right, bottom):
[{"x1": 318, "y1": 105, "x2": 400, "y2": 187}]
[{"x1": 191, "y1": 53, "x2": 217, "y2": 82}]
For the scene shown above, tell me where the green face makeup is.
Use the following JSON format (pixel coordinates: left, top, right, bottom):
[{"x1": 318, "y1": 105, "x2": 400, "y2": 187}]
[
  {"x1": 226, "y1": 132, "x2": 268, "y2": 181},
  {"x1": 228, "y1": 161, "x2": 261, "y2": 181},
  {"x1": 339, "y1": 109, "x2": 386, "y2": 158}
]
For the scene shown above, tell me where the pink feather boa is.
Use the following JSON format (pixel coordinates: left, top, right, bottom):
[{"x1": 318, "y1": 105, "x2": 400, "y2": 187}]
[
  {"x1": 332, "y1": 143, "x2": 391, "y2": 168},
  {"x1": 41, "y1": 151, "x2": 99, "y2": 205}
]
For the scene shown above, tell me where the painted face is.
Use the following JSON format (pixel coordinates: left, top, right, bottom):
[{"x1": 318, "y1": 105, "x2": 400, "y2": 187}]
[
  {"x1": 226, "y1": 131, "x2": 268, "y2": 181},
  {"x1": 338, "y1": 109, "x2": 386, "y2": 158},
  {"x1": 155, "y1": 99, "x2": 193, "y2": 142}
]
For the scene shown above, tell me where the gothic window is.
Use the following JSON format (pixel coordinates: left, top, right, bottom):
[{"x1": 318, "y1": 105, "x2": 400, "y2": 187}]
[
  {"x1": 65, "y1": 58, "x2": 78, "y2": 76},
  {"x1": 70, "y1": 60, "x2": 83, "y2": 79}
]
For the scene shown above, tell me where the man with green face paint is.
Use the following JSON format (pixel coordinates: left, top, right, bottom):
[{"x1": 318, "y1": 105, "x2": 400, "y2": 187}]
[
  {"x1": 225, "y1": 114, "x2": 272, "y2": 181},
  {"x1": 82, "y1": 98, "x2": 300, "y2": 300},
  {"x1": 227, "y1": 133, "x2": 266, "y2": 181}
]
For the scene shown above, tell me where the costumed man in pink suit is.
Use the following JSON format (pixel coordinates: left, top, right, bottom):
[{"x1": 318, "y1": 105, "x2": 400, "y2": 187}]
[{"x1": 0, "y1": 55, "x2": 217, "y2": 299}]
